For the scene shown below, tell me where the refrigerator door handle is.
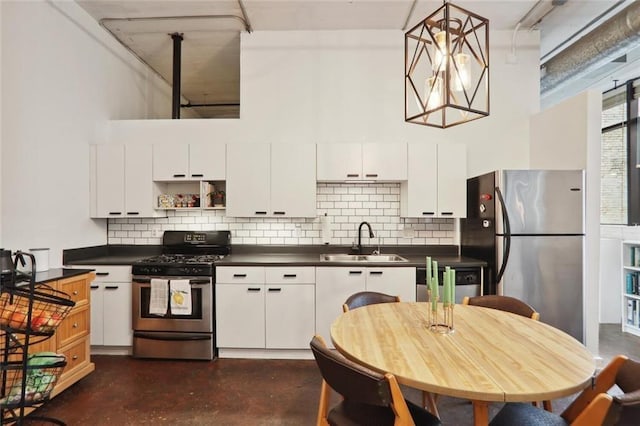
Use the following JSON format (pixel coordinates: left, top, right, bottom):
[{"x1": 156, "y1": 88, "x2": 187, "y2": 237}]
[{"x1": 495, "y1": 186, "x2": 511, "y2": 286}]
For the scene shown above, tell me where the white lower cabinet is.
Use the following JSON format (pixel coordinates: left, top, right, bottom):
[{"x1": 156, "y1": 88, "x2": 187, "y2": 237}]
[
  {"x1": 315, "y1": 266, "x2": 415, "y2": 348},
  {"x1": 86, "y1": 266, "x2": 133, "y2": 347},
  {"x1": 216, "y1": 266, "x2": 315, "y2": 351},
  {"x1": 365, "y1": 267, "x2": 416, "y2": 302},
  {"x1": 216, "y1": 282, "x2": 266, "y2": 348},
  {"x1": 265, "y1": 284, "x2": 315, "y2": 349}
]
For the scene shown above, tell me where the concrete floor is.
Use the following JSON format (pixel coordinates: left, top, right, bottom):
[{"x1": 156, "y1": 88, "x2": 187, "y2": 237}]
[{"x1": 28, "y1": 324, "x2": 640, "y2": 425}]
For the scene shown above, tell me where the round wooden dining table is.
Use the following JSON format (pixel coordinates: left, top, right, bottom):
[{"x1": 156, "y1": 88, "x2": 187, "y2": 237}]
[{"x1": 330, "y1": 302, "x2": 596, "y2": 426}]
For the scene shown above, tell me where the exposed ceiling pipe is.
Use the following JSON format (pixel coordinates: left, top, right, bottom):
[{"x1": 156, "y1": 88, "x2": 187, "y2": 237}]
[
  {"x1": 171, "y1": 33, "x2": 183, "y2": 119},
  {"x1": 541, "y1": 1, "x2": 640, "y2": 95}
]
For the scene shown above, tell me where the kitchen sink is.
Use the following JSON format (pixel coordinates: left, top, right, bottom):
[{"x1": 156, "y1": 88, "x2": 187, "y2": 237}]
[{"x1": 319, "y1": 254, "x2": 408, "y2": 262}]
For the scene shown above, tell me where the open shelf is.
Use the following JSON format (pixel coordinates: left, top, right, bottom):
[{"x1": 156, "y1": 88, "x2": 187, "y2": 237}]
[{"x1": 154, "y1": 180, "x2": 226, "y2": 211}]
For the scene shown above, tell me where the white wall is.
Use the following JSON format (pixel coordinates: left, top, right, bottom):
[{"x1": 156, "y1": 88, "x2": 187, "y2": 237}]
[
  {"x1": 0, "y1": 3, "x2": 541, "y2": 264},
  {"x1": 102, "y1": 29, "x2": 540, "y2": 244},
  {"x1": 239, "y1": 30, "x2": 540, "y2": 177},
  {"x1": 0, "y1": 1, "x2": 175, "y2": 266},
  {"x1": 530, "y1": 90, "x2": 603, "y2": 355}
]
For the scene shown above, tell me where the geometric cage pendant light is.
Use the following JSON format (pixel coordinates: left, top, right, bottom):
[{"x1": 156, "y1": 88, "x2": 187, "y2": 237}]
[{"x1": 405, "y1": 1, "x2": 489, "y2": 128}]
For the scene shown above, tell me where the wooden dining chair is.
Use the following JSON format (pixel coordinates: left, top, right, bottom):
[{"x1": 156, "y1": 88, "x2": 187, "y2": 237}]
[
  {"x1": 342, "y1": 291, "x2": 400, "y2": 313},
  {"x1": 490, "y1": 354, "x2": 640, "y2": 426},
  {"x1": 310, "y1": 335, "x2": 442, "y2": 426},
  {"x1": 462, "y1": 295, "x2": 540, "y2": 320}
]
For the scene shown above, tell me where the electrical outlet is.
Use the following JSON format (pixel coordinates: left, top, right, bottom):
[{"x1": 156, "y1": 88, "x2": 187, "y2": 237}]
[
  {"x1": 151, "y1": 229, "x2": 163, "y2": 238},
  {"x1": 294, "y1": 224, "x2": 302, "y2": 237}
]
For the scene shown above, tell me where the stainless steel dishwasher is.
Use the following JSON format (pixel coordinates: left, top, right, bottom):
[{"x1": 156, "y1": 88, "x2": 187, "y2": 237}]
[{"x1": 416, "y1": 266, "x2": 483, "y2": 303}]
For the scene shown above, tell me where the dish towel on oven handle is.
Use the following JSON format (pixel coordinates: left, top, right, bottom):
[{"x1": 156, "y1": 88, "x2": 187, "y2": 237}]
[
  {"x1": 149, "y1": 279, "x2": 169, "y2": 316},
  {"x1": 169, "y1": 279, "x2": 192, "y2": 315}
]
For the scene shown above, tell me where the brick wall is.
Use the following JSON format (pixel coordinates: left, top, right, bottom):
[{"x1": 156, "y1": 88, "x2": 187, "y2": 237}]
[{"x1": 601, "y1": 103, "x2": 627, "y2": 224}]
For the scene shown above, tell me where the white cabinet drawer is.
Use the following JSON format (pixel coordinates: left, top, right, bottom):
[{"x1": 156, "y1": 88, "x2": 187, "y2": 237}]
[
  {"x1": 265, "y1": 267, "x2": 315, "y2": 284},
  {"x1": 216, "y1": 267, "x2": 265, "y2": 283},
  {"x1": 75, "y1": 265, "x2": 131, "y2": 283}
]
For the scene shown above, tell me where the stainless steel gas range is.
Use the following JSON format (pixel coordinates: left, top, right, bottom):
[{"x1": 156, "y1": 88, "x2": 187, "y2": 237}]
[{"x1": 131, "y1": 230, "x2": 231, "y2": 360}]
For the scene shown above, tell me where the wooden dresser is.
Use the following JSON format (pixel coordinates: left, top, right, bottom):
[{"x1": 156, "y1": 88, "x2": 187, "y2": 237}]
[{"x1": 26, "y1": 271, "x2": 96, "y2": 397}]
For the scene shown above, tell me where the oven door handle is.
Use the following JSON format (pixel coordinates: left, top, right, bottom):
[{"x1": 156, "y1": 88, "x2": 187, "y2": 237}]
[
  {"x1": 133, "y1": 331, "x2": 212, "y2": 341},
  {"x1": 132, "y1": 278, "x2": 211, "y2": 285}
]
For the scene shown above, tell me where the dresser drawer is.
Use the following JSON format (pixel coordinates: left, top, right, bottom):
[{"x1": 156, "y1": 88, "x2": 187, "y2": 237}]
[
  {"x1": 265, "y1": 267, "x2": 315, "y2": 284},
  {"x1": 216, "y1": 267, "x2": 265, "y2": 284},
  {"x1": 58, "y1": 336, "x2": 89, "y2": 380},
  {"x1": 58, "y1": 275, "x2": 90, "y2": 306},
  {"x1": 57, "y1": 306, "x2": 89, "y2": 348},
  {"x1": 83, "y1": 265, "x2": 131, "y2": 283}
]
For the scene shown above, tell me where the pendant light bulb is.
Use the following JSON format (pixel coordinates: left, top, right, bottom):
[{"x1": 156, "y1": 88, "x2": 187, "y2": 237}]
[
  {"x1": 432, "y1": 30, "x2": 448, "y2": 72},
  {"x1": 427, "y1": 75, "x2": 443, "y2": 109},
  {"x1": 453, "y1": 52, "x2": 471, "y2": 91}
]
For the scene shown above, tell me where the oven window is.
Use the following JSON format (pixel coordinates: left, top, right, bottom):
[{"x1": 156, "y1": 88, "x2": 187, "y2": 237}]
[{"x1": 139, "y1": 287, "x2": 204, "y2": 320}]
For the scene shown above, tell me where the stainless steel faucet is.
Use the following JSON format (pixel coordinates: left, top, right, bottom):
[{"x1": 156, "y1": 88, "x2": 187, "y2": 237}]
[{"x1": 355, "y1": 221, "x2": 375, "y2": 254}]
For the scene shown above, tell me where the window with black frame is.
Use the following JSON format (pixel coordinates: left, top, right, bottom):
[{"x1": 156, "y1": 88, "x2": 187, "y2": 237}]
[{"x1": 601, "y1": 77, "x2": 640, "y2": 225}]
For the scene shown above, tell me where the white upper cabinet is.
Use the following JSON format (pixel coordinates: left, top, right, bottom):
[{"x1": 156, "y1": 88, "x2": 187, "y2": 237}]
[
  {"x1": 316, "y1": 143, "x2": 362, "y2": 180},
  {"x1": 362, "y1": 143, "x2": 408, "y2": 180},
  {"x1": 437, "y1": 143, "x2": 467, "y2": 217},
  {"x1": 153, "y1": 143, "x2": 225, "y2": 181},
  {"x1": 400, "y1": 142, "x2": 467, "y2": 218},
  {"x1": 91, "y1": 144, "x2": 163, "y2": 218},
  {"x1": 189, "y1": 144, "x2": 226, "y2": 180},
  {"x1": 125, "y1": 145, "x2": 158, "y2": 217},
  {"x1": 226, "y1": 144, "x2": 271, "y2": 217},
  {"x1": 94, "y1": 145, "x2": 125, "y2": 217},
  {"x1": 270, "y1": 144, "x2": 316, "y2": 217},
  {"x1": 226, "y1": 143, "x2": 316, "y2": 218},
  {"x1": 317, "y1": 143, "x2": 407, "y2": 181}
]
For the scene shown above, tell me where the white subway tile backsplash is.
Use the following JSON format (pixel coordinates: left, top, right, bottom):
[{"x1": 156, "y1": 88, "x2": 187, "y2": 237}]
[{"x1": 107, "y1": 183, "x2": 455, "y2": 246}]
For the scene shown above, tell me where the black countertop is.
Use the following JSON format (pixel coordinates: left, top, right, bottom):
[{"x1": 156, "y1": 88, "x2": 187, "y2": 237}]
[
  {"x1": 63, "y1": 244, "x2": 486, "y2": 268},
  {"x1": 216, "y1": 253, "x2": 485, "y2": 268},
  {"x1": 9, "y1": 268, "x2": 96, "y2": 286}
]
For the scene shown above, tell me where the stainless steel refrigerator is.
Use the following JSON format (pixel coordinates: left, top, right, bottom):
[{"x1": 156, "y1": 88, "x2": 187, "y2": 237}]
[{"x1": 460, "y1": 170, "x2": 585, "y2": 342}]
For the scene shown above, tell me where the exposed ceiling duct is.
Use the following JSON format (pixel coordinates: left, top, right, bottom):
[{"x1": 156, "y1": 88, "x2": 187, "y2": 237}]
[{"x1": 541, "y1": 1, "x2": 640, "y2": 95}]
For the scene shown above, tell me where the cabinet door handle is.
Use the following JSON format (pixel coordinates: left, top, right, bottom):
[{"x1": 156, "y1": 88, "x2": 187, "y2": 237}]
[
  {"x1": 365, "y1": 174, "x2": 378, "y2": 178},
  {"x1": 90, "y1": 285, "x2": 99, "y2": 290},
  {"x1": 233, "y1": 274, "x2": 247, "y2": 278},
  {"x1": 255, "y1": 211, "x2": 267, "y2": 215},
  {"x1": 127, "y1": 212, "x2": 140, "y2": 215},
  {"x1": 349, "y1": 271, "x2": 363, "y2": 275},
  {"x1": 72, "y1": 355, "x2": 79, "y2": 360},
  {"x1": 283, "y1": 274, "x2": 297, "y2": 278},
  {"x1": 268, "y1": 288, "x2": 282, "y2": 292},
  {"x1": 108, "y1": 212, "x2": 122, "y2": 215},
  {"x1": 422, "y1": 212, "x2": 435, "y2": 215},
  {"x1": 441, "y1": 212, "x2": 453, "y2": 216},
  {"x1": 369, "y1": 271, "x2": 383, "y2": 275},
  {"x1": 346, "y1": 174, "x2": 359, "y2": 178},
  {"x1": 273, "y1": 211, "x2": 286, "y2": 215},
  {"x1": 96, "y1": 272, "x2": 109, "y2": 276},
  {"x1": 73, "y1": 323, "x2": 79, "y2": 328},
  {"x1": 73, "y1": 290, "x2": 79, "y2": 295},
  {"x1": 247, "y1": 287, "x2": 261, "y2": 292},
  {"x1": 105, "y1": 286, "x2": 119, "y2": 290},
  {"x1": 173, "y1": 174, "x2": 186, "y2": 178},
  {"x1": 191, "y1": 174, "x2": 204, "y2": 178}
]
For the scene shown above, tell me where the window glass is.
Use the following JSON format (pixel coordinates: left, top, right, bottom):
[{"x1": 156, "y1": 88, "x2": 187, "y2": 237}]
[
  {"x1": 601, "y1": 124, "x2": 627, "y2": 224},
  {"x1": 601, "y1": 89, "x2": 627, "y2": 224}
]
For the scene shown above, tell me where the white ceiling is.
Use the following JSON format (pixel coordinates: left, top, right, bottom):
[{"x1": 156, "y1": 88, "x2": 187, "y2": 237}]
[{"x1": 76, "y1": 0, "x2": 640, "y2": 117}]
